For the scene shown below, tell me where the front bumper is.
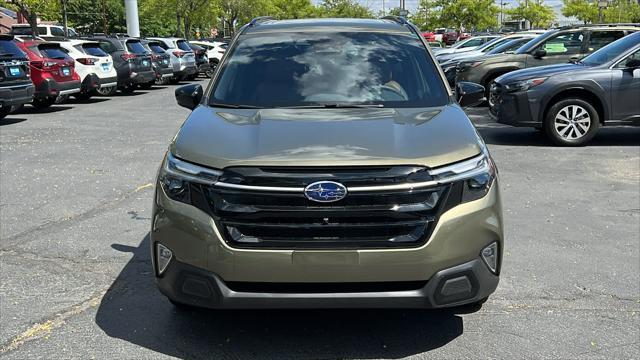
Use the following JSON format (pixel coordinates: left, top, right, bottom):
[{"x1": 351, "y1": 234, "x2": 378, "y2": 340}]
[
  {"x1": 34, "y1": 78, "x2": 81, "y2": 98},
  {"x1": 151, "y1": 179, "x2": 503, "y2": 309},
  {"x1": 0, "y1": 83, "x2": 35, "y2": 107},
  {"x1": 490, "y1": 86, "x2": 538, "y2": 127},
  {"x1": 157, "y1": 256, "x2": 498, "y2": 309}
]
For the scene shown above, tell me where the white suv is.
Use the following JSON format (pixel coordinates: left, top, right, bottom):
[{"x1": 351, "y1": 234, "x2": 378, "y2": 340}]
[
  {"x1": 56, "y1": 40, "x2": 118, "y2": 100},
  {"x1": 147, "y1": 37, "x2": 197, "y2": 83},
  {"x1": 11, "y1": 24, "x2": 78, "y2": 39},
  {"x1": 189, "y1": 40, "x2": 227, "y2": 69}
]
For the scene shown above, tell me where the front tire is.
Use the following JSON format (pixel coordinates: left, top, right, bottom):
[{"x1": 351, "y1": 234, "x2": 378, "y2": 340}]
[
  {"x1": 32, "y1": 97, "x2": 56, "y2": 109},
  {"x1": 0, "y1": 106, "x2": 10, "y2": 119},
  {"x1": 544, "y1": 98, "x2": 599, "y2": 146}
]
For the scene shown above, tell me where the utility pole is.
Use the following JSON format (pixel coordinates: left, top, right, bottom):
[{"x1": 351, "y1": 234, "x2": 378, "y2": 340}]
[
  {"x1": 598, "y1": 0, "x2": 608, "y2": 23},
  {"x1": 61, "y1": 0, "x2": 68, "y2": 38},
  {"x1": 102, "y1": 0, "x2": 108, "y2": 34}
]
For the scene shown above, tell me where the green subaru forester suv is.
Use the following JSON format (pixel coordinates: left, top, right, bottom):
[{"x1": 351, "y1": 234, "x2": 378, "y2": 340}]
[{"x1": 151, "y1": 17, "x2": 503, "y2": 309}]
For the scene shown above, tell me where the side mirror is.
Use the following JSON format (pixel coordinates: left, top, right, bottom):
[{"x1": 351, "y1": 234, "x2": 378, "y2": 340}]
[
  {"x1": 175, "y1": 84, "x2": 203, "y2": 110},
  {"x1": 533, "y1": 48, "x2": 546, "y2": 59},
  {"x1": 456, "y1": 81, "x2": 485, "y2": 107}
]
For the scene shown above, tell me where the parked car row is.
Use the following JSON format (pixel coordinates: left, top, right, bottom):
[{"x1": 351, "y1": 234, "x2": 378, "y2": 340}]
[{"x1": 0, "y1": 34, "x2": 228, "y2": 118}]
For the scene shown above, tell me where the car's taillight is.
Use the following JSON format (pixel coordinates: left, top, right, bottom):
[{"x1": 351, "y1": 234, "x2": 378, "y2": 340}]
[
  {"x1": 173, "y1": 50, "x2": 185, "y2": 58},
  {"x1": 121, "y1": 53, "x2": 137, "y2": 62},
  {"x1": 76, "y1": 57, "x2": 98, "y2": 65},
  {"x1": 30, "y1": 61, "x2": 57, "y2": 70}
]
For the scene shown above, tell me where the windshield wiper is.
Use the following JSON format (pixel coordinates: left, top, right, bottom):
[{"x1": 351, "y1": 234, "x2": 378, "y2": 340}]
[
  {"x1": 279, "y1": 103, "x2": 385, "y2": 109},
  {"x1": 210, "y1": 102, "x2": 261, "y2": 109}
]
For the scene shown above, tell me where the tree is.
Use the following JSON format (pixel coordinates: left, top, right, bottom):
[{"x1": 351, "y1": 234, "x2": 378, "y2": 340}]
[
  {"x1": 66, "y1": 0, "x2": 126, "y2": 35},
  {"x1": 603, "y1": 0, "x2": 640, "y2": 23},
  {"x1": 409, "y1": 0, "x2": 441, "y2": 30},
  {"x1": 2, "y1": 0, "x2": 60, "y2": 36},
  {"x1": 507, "y1": 0, "x2": 555, "y2": 28},
  {"x1": 562, "y1": 0, "x2": 598, "y2": 24},
  {"x1": 317, "y1": 0, "x2": 374, "y2": 18},
  {"x1": 270, "y1": 0, "x2": 315, "y2": 19},
  {"x1": 439, "y1": 0, "x2": 499, "y2": 31}
]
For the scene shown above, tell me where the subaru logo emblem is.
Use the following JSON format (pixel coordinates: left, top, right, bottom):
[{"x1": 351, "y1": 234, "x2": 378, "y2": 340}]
[{"x1": 304, "y1": 181, "x2": 347, "y2": 203}]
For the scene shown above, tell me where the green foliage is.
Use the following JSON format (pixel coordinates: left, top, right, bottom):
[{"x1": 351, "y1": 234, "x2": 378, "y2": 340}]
[
  {"x1": 506, "y1": 0, "x2": 556, "y2": 28},
  {"x1": 562, "y1": 0, "x2": 598, "y2": 24},
  {"x1": 317, "y1": 0, "x2": 374, "y2": 18},
  {"x1": 66, "y1": 0, "x2": 126, "y2": 34},
  {"x1": 407, "y1": 0, "x2": 498, "y2": 31},
  {"x1": 602, "y1": 0, "x2": 640, "y2": 23},
  {"x1": 269, "y1": 0, "x2": 315, "y2": 19}
]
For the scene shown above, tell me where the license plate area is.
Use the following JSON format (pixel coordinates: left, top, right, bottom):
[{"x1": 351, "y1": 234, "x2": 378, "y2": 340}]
[
  {"x1": 9, "y1": 66, "x2": 20, "y2": 76},
  {"x1": 101, "y1": 63, "x2": 109, "y2": 72},
  {"x1": 61, "y1": 67, "x2": 71, "y2": 76}
]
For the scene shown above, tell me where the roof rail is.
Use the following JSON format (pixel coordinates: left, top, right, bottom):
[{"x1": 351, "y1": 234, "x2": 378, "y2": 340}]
[
  {"x1": 557, "y1": 23, "x2": 639, "y2": 30},
  {"x1": 381, "y1": 15, "x2": 410, "y2": 26},
  {"x1": 249, "y1": 16, "x2": 276, "y2": 27}
]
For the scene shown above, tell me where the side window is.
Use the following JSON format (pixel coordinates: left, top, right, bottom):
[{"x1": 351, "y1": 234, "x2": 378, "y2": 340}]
[
  {"x1": 37, "y1": 27, "x2": 47, "y2": 35},
  {"x1": 541, "y1": 32, "x2": 584, "y2": 55},
  {"x1": 460, "y1": 38, "x2": 483, "y2": 48},
  {"x1": 616, "y1": 49, "x2": 640, "y2": 69},
  {"x1": 589, "y1": 31, "x2": 625, "y2": 52},
  {"x1": 50, "y1": 27, "x2": 65, "y2": 37}
]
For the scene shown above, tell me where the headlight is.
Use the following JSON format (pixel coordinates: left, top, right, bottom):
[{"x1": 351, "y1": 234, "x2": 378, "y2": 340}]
[
  {"x1": 429, "y1": 149, "x2": 497, "y2": 203},
  {"x1": 456, "y1": 60, "x2": 484, "y2": 72},
  {"x1": 503, "y1": 77, "x2": 547, "y2": 92},
  {"x1": 159, "y1": 152, "x2": 222, "y2": 203}
]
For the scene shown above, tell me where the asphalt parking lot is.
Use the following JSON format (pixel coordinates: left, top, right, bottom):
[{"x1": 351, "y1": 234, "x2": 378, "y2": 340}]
[{"x1": 0, "y1": 80, "x2": 638, "y2": 359}]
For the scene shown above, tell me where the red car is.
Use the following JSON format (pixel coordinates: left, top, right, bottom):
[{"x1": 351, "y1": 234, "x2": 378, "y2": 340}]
[
  {"x1": 443, "y1": 29, "x2": 461, "y2": 45},
  {"x1": 422, "y1": 31, "x2": 436, "y2": 42},
  {"x1": 16, "y1": 40, "x2": 81, "y2": 108}
]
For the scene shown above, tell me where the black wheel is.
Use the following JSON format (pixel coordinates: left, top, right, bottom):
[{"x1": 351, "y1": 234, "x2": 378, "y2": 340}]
[
  {"x1": 119, "y1": 84, "x2": 136, "y2": 94},
  {"x1": 32, "y1": 97, "x2": 56, "y2": 109},
  {"x1": 0, "y1": 106, "x2": 10, "y2": 119},
  {"x1": 74, "y1": 92, "x2": 93, "y2": 101},
  {"x1": 204, "y1": 68, "x2": 214, "y2": 78},
  {"x1": 11, "y1": 104, "x2": 24, "y2": 114},
  {"x1": 96, "y1": 86, "x2": 117, "y2": 96},
  {"x1": 544, "y1": 98, "x2": 599, "y2": 146},
  {"x1": 187, "y1": 74, "x2": 198, "y2": 81},
  {"x1": 483, "y1": 76, "x2": 500, "y2": 106},
  {"x1": 169, "y1": 76, "x2": 181, "y2": 85},
  {"x1": 140, "y1": 80, "x2": 154, "y2": 90}
]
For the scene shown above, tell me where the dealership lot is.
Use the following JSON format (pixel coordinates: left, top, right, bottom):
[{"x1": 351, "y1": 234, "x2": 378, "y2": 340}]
[{"x1": 0, "y1": 80, "x2": 638, "y2": 359}]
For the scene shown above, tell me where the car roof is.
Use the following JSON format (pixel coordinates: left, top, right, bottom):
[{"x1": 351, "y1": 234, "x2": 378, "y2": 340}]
[{"x1": 241, "y1": 18, "x2": 413, "y2": 35}]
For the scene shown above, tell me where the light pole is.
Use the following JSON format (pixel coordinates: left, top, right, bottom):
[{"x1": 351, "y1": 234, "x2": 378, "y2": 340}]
[
  {"x1": 61, "y1": 0, "x2": 68, "y2": 37},
  {"x1": 598, "y1": 0, "x2": 608, "y2": 23},
  {"x1": 124, "y1": 0, "x2": 140, "y2": 37}
]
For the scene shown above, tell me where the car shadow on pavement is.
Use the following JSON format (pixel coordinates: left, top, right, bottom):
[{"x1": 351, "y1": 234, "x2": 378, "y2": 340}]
[
  {"x1": 479, "y1": 126, "x2": 640, "y2": 147},
  {"x1": 66, "y1": 98, "x2": 111, "y2": 105},
  {"x1": 0, "y1": 117, "x2": 28, "y2": 126},
  {"x1": 96, "y1": 234, "x2": 464, "y2": 359},
  {"x1": 18, "y1": 105, "x2": 74, "y2": 114}
]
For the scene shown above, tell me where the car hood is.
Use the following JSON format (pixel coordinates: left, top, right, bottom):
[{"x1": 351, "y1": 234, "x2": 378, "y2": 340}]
[
  {"x1": 497, "y1": 63, "x2": 583, "y2": 83},
  {"x1": 170, "y1": 105, "x2": 483, "y2": 169},
  {"x1": 438, "y1": 50, "x2": 484, "y2": 62}
]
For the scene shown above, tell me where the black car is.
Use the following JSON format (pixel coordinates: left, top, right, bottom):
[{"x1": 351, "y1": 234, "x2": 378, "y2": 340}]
[
  {"x1": 188, "y1": 43, "x2": 211, "y2": 78},
  {"x1": 490, "y1": 31, "x2": 640, "y2": 146},
  {"x1": 141, "y1": 39, "x2": 173, "y2": 86},
  {"x1": 88, "y1": 35, "x2": 155, "y2": 94},
  {"x1": 0, "y1": 35, "x2": 34, "y2": 119}
]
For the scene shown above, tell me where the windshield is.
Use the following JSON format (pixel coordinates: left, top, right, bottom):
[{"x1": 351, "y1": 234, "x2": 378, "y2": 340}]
[
  {"x1": 516, "y1": 30, "x2": 553, "y2": 54},
  {"x1": 80, "y1": 43, "x2": 108, "y2": 57},
  {"x1": 176, "y1": 40, "x2": 192, "y2": 51},
  {"x1": 487, "y1": 38, "x2": 531, "y2": 55},
  {"x1": 211, "y1": 31, "x2": 449, "y2": 108},
  {"x1": 581, "y1": 32, "x2": 640, "y2": 66},
  {"x1": 148, "y1": 43, "x2": 166, "y2": 54},
  {"x1": 36, "y1": 45, "x2": 69, "y2": 60},
  {"x1": 0, "y1": 39, "x2": 26, "y2": 58},
  {"x1": 476, "y1": 36, "x2": 507, "y2": 52},
  {"x1": 126, "y1": 40, "x2": 147, "y2": 54}
]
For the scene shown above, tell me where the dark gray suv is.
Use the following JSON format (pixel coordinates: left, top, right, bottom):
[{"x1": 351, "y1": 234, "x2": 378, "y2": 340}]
[
  {"x1": 456, "y1": 24, "x2": 638, "y2": 98},
  {"x1": 490, "y1": 31, "x2": 640, "y2": 146},
  {"x1": 151, "y1": 17, "x2": 503, "y2": 310}
]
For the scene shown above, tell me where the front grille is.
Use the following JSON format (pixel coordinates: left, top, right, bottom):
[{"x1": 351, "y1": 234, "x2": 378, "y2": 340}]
[{"x1": 187, "y1": 166, "x2": 459, "y2": 250}]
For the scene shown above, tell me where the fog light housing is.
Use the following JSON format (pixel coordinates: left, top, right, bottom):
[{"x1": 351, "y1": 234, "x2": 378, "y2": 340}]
[
  {"x1": 156, "y1": 243, "x2": 173, "y2": 275},
  {"x1": 481, "y1": 242, "x2": 498, "y2": 274}
]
